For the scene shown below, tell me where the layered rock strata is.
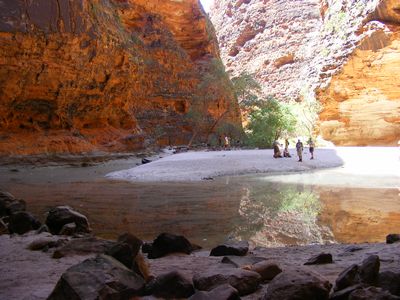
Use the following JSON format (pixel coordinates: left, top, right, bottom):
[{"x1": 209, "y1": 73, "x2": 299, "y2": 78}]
[
  {"x1": 0, "y1": 0, "x2": 241, "y2": 155},
  {"x1": 211, "y1": 0, "x2": 400, "y2": 145}
]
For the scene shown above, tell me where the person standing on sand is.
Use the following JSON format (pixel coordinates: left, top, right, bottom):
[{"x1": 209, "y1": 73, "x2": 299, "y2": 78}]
[
  {"x1": 308, "y1": 138, "x2": 315, "y2": 160},
  {"x1": 296, "y1": 139, "x2": 304, "y2": 162},
  {"x1": 283, "y1": 139, "x2": 291, "y2": 158}
]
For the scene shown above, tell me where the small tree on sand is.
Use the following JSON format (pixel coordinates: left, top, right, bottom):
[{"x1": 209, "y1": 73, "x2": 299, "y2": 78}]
[{"x1": 246, "y1": 96, "x2": 297, "y2": 148}]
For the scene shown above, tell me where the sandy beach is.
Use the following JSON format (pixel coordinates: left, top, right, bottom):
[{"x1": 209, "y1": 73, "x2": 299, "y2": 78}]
[{"x1": 106, "y1": 147, "x2": 400, "y2": 183}]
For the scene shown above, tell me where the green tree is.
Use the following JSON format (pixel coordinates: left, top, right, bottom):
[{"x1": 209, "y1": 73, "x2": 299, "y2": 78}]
[
  {"x1": 246, "y1": 97, "x2": 297, "y2": 148},
  {"x1": 231, "y1": 72, "x2": 262, "y2": 108}
]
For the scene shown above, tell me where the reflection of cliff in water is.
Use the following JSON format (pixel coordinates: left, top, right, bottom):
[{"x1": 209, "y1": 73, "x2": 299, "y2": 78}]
[
  {"x1": 230, "y1": 179, "x2": 400, "y2": 247},
  {"x1": 231, "y1": 183, "x2": 335, "y2": 247},
  {"x1": 318, "y1": 187, "x2": 400, "y2": 244}
]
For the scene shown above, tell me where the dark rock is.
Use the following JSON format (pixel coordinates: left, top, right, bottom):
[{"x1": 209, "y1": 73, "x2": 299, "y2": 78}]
[
  {"x1": 386, "y1": 234, "x2": 400, "y2": 244},
  {"x1": 0, "y1": 191, "x2": 15, "y2": 216},
  {"x1": 8, "y1": 211, "x2": 41, "y2": 234},
  {"x1": 6, "y1": 199, "x2": 26, "y2": 215},
  {"x1": 251, "y1": 261, "x2": 282, "y2": 281},
  {"x1": 210, "y1": 241, "x2": 249, "y2": 257},
  {"x1": 304, "y1": 252, "x2": 333, "y2": 265},
  {"x1": 330, "y1": 284, "x2": 364, "y2": 300},
  {"x1": 359, "y1": 255, "x2": 380, "y2": 285},
  {"x1": 45, "y1": 206, "x2": 91, "y2": 235},
  {"x1": 378, "y1": 271, "x2": 400, "y2": 296},
  {"x1": 148, "y1": 233, "x2": 194, "y2": 259},
  {"x1": 105, "y1": 243, "x2": 135, "y2": 269},
  {"x1": 36, "y1": 224, "x2": 49, "y2": 234},
  {"x1": 117, "y1": 233, "x2": 143, "y2": 258},
  {"x1": 349, "y1": 287, "x2": 400, "y2": 300},
  {"x1": 344, "y1": 246, "x2": 364, "y2": 253},
  {"x1": 0, "y1": 218, "x2": 8, "y2": 235},
  {"x1": 193, "y1": 267, "x2": 261, "y2": 296},
  {"x1": 142, "y1": 242, "x2": 153, "y2": 253},
  {"x1": 263, "y1": 268, "x2": 332, "y2": 300},
  {"x1": 145, "y1": 271, "x2": 194, "y2": 298},
  {"x1": 48, "y1": 255, "x2": 145, "y2": 300},
  {"x1": 59, "y1": 223, "x2": 76, "y2": 236},
  {"x1": 52, "y1": 237, "x2": 116, "y2": 258},
  {"x1": 142, "y1": 158, "x2": 152, "y2": 164},
  {"x1": 335, "y1": 264, "x2": 360, "y2": 291},
  {"x1": 189, "y1": 284, "x2": 240, "y2": 300},
  {"x1": 221, "y1": 256, "x2": 266, "y2": 268}
]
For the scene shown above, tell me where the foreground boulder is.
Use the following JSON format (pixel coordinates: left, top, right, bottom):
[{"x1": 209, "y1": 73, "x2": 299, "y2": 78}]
[
  {"x1": 46, "y1": 206, "x2": 91, "y2": 235},
  {"x1": 304, "y1": 253, "x2": 333, "y2": 265},
  {"x1": 105, "y1": 233, "x2": 143, "y2": 270},
  {"x1": 8, "y1": 211, "x2": 41, "y2": 234},
  {"x1": 53, "y1": 237, "x2": 116, "y2": 258},
  {"x1": 193, "y1": 267, "x2": 261, "y2": 296},
  {"x1": 386, "y1": 234, "x2": 400, "y2": 244},
  {"x1": 221, "y1": 256, "x2": 267, "y2": 268},
  {"x1": 359, "y1": 255, "x2": 380, "y2": 285},
  {"x1": 349, "y1": 287, "x2": 400, "y2": 300},
  {"x1": 0, "y1": 218, "x2": 8, "y2": 235},
  {"x1": 210, "y1": 241, "x2": 249, "y2": 256},
  {"x1": 378, "y1": 271, "x2": 400, "y2": 296},
  {"x1": 0, "y1": 191, "x2": 15, "y2": 216},
  {"x1": 145, "y1": 271, "x2": 194, "y2": 298},
  {"x1": 263, "y1": 268, "x2": 332, "y2": 300},
  {"x1": 250, "y1": 261, "x2": 282, "y2": 281},
  {"x1": 0, "y1": 191, "x2": 26, "y2": 217},
  {"x1": 335, "y1": 264, "x2": 360, "y2": 291},
  {"x1": 147, "y1": 233, "x2": 195, "y2": 259},
  {"x1": 189, "y1": 284, "x2": 240, "y2": 300},
  {"x1": 48, "y1": 255, "x2": 145, "y2": 300}
]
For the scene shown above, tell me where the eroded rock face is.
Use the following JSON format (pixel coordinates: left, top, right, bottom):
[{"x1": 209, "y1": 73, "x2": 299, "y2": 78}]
[
  {"x1": 211, "y1": 0, "x2": 400, "y2": 146},
  {"x1": 0, "y1": 0, "x2": 241, "y2": 155},
  {"x1": 318, "y1": 1, "x2": 400, "y2": 145}
]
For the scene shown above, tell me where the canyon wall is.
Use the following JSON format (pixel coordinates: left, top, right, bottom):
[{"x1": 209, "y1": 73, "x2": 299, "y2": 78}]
[
  {"x1": 211, "y1": 0, "x2": 400, "y2": 145},
  {"x1": 0, "y1": 0, "x2": 242, "y2": 155}
]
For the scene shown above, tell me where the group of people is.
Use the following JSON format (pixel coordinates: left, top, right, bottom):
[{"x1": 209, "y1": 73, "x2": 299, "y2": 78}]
[{"x1": 273, "y1": 138, "x2": 315, "y2": 162}]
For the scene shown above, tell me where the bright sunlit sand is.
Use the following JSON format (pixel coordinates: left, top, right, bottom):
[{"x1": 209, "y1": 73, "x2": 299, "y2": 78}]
[{"x1": 106, "y1": 147, "x2": 400, "y2": 185}]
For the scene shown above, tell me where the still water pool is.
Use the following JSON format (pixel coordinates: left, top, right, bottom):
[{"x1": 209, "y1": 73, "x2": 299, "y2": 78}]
[{"x1": 0, "y1": 160, "x2": 398, "y2": 248}]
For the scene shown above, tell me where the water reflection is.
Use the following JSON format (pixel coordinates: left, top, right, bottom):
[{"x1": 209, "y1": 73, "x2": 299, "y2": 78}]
[
  {"x1": 0, "y1": 168, "x2": 399, "y2": 248},
  {"x1": 231, "y1": 183, "x2": 335, "y2": 247}
]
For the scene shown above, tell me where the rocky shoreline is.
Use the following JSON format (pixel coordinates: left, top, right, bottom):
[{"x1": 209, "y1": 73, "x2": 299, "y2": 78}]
[{"x1": 1, "y1": 190, "x2": 400, "y2": 300}]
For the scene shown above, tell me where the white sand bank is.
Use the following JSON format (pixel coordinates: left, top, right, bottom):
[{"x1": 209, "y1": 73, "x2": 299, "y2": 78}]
[{"x1": 106, "y1": 147, "x2": 400, "y2": 183}]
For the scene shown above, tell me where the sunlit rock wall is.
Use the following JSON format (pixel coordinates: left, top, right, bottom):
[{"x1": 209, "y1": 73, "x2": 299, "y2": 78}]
[
  {"x1": 211, "y1": 0, "x2": 400, "y2": 145},
  {"x1": 318, "y1": 0, "x2": 400, "y2": 145},
  {"x1": 0, "y1": 0, "x2": 241, "y2": 155}
]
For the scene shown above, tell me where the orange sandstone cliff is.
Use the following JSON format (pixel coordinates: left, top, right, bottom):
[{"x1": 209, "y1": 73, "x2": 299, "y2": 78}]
[
  {"x1": 211, "y1": 0, "x2": 400, "y2": 145},
  {"x1": 0, "y1": 0, "x2": 242, "y2": 155}
]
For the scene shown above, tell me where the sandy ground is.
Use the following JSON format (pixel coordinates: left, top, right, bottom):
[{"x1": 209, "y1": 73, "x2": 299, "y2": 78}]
[
  {"x1": 1, "y1": 232, "x2": 400, "y2": 299},
  {"x1": 106, "y1": 147, "x2": 400, "y2": 183},
  {"x1": 0, "y1": 233, "x2": 93, "y2": 300}
]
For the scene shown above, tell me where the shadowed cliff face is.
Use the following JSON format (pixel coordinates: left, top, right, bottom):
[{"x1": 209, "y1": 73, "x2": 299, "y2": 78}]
[
  {"x1": 211, "y1": 0, "x2": 400, "y2": 146},
  {"x1": 0, "y1": 0, "x2": 241, "y2": 155}
]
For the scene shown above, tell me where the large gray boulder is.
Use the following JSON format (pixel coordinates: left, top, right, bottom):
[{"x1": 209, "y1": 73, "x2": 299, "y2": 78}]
[
  {"x1": 46, "y1": 206, "x2": 90, "y2": 235},
  {"x1": 263, "y1": 268, "x2": 332, "y2": 300},
  {"x1": 47, "y1": 255, "x2": 145, "y2": 300},
  {"x1": 193, "y1": 267, "x2": 261, "y2": 296}
]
